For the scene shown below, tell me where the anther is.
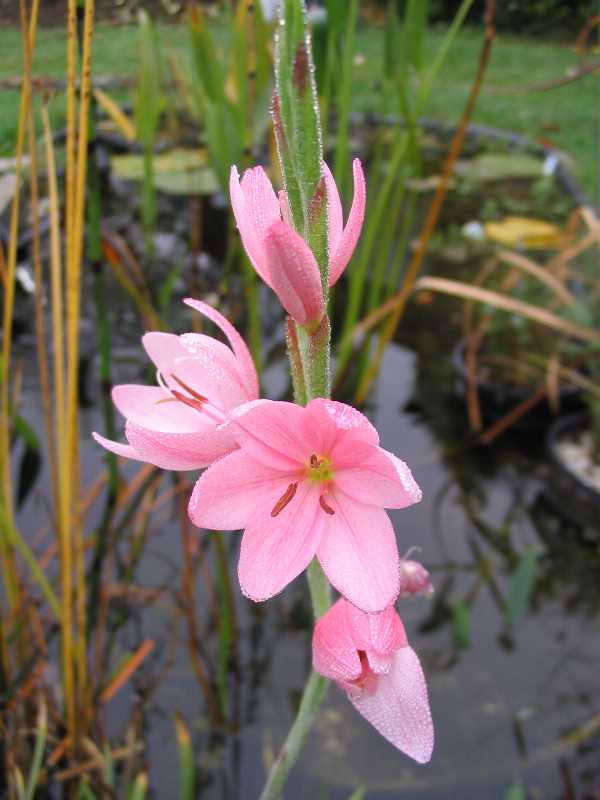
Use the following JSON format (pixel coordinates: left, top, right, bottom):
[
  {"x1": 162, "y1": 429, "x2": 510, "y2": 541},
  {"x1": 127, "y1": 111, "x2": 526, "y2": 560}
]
[
  {"x1": 271, "y1": 482, "x2": 298, "y2": 517},
  {"x1": 319, "y1": 495, "x2": 335, "y2": 515},
  {"x1": 170, "y1": 374, "x2": 208, "y2": 404},
  {"x1": 171, "y1": 389, "x2": 205, "y2": 412},
  {"x1": 310, "y1": 454, "x2": 318, "y2": 468}
]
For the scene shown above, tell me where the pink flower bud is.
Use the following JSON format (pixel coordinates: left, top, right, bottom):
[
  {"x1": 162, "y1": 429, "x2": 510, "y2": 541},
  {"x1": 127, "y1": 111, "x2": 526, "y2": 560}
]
[{"x1": 400, "y1": 559, "x2": 434, "y2": 598}]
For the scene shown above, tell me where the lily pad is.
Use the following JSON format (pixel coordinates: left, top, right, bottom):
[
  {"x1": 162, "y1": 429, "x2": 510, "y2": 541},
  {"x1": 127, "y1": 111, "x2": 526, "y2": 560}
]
[
  {"x1": 111, "y1": 149, "x2": 219, "y2": 196},
  {"x1": 456, "y1": 153, "x2": 544, "y2": 183},
  {"x1": 483, "y1": 216, "x2": 563, "y2": 249}
]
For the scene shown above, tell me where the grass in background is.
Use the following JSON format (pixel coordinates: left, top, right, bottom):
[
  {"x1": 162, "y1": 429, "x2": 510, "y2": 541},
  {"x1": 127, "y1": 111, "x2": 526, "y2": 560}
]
[{"x1": 0, "y1": 21, "x2": 596, "y2": 198}]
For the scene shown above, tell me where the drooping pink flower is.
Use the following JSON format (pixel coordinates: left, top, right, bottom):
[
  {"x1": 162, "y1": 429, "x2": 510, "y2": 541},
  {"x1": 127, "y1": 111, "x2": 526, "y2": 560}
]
[
  {"x1": 229, "y1": 159, "x2": 365, "y2": 322},
  {"x1": 93, "y1": 299, "x2": 259, "y2": 470},
  {"x1": 189, "y1": 398, "x2": 421, "y2": 613},
  {"x1": 400, "y1": 559, "x2": 434, "y2": 598},
  {"x1": 312, "y1": 598, "x2": 434, "y2": 763}
]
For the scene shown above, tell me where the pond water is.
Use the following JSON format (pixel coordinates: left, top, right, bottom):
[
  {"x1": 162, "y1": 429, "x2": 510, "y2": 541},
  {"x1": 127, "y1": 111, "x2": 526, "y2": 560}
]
[{"x1": 13, "y1": 292, "x2": 600, "y2": 798}]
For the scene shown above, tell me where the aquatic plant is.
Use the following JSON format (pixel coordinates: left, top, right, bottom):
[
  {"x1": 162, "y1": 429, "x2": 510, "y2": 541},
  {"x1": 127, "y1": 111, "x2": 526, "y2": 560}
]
[{"x1": 94, "y1": 1, "x2": 434, "y2": 795}]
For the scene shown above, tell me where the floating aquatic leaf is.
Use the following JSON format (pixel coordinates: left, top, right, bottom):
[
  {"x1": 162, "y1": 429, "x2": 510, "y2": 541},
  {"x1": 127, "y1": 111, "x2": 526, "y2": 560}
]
[
  {"x1": 484, "y1": 216, "x2": 563, "y2": 249},
  {"x1": 456, "y1": 153, "x2": 544, "y2": 183},
  {"x1": 111, "y1": 150, "x2": 219, "y2": 196}
]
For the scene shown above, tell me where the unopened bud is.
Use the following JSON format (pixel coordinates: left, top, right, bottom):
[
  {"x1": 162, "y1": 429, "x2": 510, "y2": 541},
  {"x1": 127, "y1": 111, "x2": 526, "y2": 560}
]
[{"x1": 399, "y1": 560, "x2": 434, "y2": 598}]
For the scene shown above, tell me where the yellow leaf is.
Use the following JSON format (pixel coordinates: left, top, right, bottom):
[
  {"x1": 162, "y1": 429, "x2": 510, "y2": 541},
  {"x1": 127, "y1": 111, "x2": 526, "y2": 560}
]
[
  {"x1": 484, "y1": 216, "x2": 564, "y2": 250},
  {"x1": 93, "y1": 87, "x2": 137, "y2": 141}
]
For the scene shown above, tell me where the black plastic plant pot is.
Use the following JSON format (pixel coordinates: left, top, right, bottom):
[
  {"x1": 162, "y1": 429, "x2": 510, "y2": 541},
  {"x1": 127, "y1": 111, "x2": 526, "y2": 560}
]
[
  {"x1": 545, "y1": 412, "x2": 600, "y2": 533},
  {"x1": 451, "y1": 339, "x2": 584, "y2": 434}
]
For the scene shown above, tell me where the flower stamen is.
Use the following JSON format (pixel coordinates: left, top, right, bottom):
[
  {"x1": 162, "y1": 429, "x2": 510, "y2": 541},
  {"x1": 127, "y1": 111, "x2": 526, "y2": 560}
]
[
  {"x1": 319, "y1": 494, "x2": 335, "y2": 515},
  {"x1": 170, "y1": 373, "x2": 208, "y2": 404},
  {"x1": 271, "y1": 482, "x2": 298, "y2": 517}
]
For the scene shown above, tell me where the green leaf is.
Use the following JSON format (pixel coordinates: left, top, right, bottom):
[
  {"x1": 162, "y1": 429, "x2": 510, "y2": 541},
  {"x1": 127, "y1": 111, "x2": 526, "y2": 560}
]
[
  {"x1": 135, "y1": 10, "x2": 163, "y2": 147},
  {"x1": 505, "y1": 547, "x2": 537, "y2": 626},
  {"x1": 346, "y1": 789, "x2": 366, "y2": 800},
  {"x1": 158, "y1": 264, "x2": 182, "y2": 313},
  {"x1": 13, "y1": 415, "x2": 40, "y2": 449},
  {"x1": 23, "y1": 700, "x2": 46, "y2": 800},
  {"x1": 452, "y1": 599, "x2": 470, "y2": 648},
  {"x1": 505, "y1": 782, "x2": 527, "y2": 800},
  {"x1": 188, "y1": 1, "x2": 225, "y2": 104},
  {"x1": 127, "y1": 773, "x2": 148, "y2": 800},
  {"x1": 175, "y1": 714, "x2": 195, "y2": 800},
  {"x1": 403, "y1": 0, "x2": 428, "y2": 74},
  {"x1": 384, "y1": 1, "x2": 402, "y2": 82},
  {"x1": 13, "y1": 415, "x2": 41, "y2": 509}
]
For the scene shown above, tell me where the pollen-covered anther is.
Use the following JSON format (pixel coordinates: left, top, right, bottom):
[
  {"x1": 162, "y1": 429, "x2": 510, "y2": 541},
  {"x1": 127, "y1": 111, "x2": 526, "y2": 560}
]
[
  {"x1": 319, "y1": 494, "x2": 335, "y2": 515},
  {"x1": 170, "y1": 373, "x2": 208, "y2": 404},
  {"x1": 271, "y1": 482, "x2": 298, "y2": 517},
  {"x1": 307, "y1": 453, "x2": 334, "y2": 483},
  {"x1": 170, "y1": 389, "x2": 205, "y2": 412}
]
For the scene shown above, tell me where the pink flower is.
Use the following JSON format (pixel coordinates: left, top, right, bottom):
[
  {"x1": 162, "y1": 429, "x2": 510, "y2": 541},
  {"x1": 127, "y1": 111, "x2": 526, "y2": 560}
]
[
  {"x1": 229, "y1": 159, "x2": 365, "y2": 323},
  {"x1": 189, "y1": 398, "x2": 421, "y2": 612},
  {"x1": 93, "y1": 299, "x2": 259, "y2": 470},
  {"x1": 312, "y1": 598, "x2": 434, "y2": 763},
  {"x1": 400, "y1": 559, "x2": 434, "y2": 598}
]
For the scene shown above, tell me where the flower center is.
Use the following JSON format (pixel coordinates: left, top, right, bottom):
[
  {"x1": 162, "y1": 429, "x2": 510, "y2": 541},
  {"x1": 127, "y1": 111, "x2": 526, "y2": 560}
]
[{"x1": 306, "y1": 453, "x2": 334, "y2": 484}]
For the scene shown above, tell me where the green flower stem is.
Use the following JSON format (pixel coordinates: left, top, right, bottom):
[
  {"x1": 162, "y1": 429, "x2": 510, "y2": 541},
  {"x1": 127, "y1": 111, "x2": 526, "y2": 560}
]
[
  {"x1": 257, "y1": 668, "x2": 329, "y2": 800},
  {"x1": 259, "y1": 2, "x2": 334, "y2": 797}
]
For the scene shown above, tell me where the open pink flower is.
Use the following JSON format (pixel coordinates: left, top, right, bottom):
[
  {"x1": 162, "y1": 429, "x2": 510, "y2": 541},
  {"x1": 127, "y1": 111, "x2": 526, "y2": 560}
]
[
  {"x1": 93, "y1": 299, "x2": 259, "y2": 470},
  {"x1": 313, "y1": 598, "x2": 434, "y2": 763},
  {"x1": 189, "y1": 398, "x2": 421, "y2": 612},
  {"x1": 229, "y1": 159, "x2": 365, "y2": 322}
]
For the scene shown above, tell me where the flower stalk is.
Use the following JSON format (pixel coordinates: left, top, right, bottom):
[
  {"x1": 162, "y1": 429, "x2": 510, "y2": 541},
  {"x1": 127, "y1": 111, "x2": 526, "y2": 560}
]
[{"x1": 259, "y1": 1, "x2": 332, "y2": 796}]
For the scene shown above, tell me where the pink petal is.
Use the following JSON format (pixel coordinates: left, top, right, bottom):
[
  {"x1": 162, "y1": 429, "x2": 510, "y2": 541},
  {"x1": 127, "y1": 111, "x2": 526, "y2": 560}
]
[
  {"x1": 112, "y1": 385, "x2": 211, "y2": 433},
  {"x1": 240, "y1": 165, "x2": 281, "y2": 239},
  {"x1": 329, "y1": 159, "x2": 366, "y2": 287},
  {"x1": 229, "y1": 166, "x2": 278, "y2": 283},
  {"x1": 124, "y1": 420, "x2": 235, "y2": 471},
  {"x1": 317, "y1": 494, "x2": 400, "y2": 613},
  {"x1": 238, "y1": 481, "x2": 324, "y2": 601},
  {"x1": 305, "y1": 398, "x2": 380, "y2": 457},
  {"x1": 334, "y1": 446, "x2": 422, "y2": 509},
  {"x1": 188, "y1": 449, "x2": 300, "y2": 531},
  {"x1": 366, "y1": 652, "x2": 394, "y2": 674},
  {"x1": 344, "y1": 602, "x2": 407, "y2": 657},
  {"x1": 143, "y1": 329, "x2": 249, "y2": 413},
  {"x1": 142, "y1": 332, "x2": 235, "y2": 411},
  {"x1": 264, "y1": 221, "x2": 325, "y2": 325},
  {"x1": 183, "y1": 297, "x2": 259, "y2": 402},
  {"x1": 351, "y1": 645, "x2": 434, "y2": 763},
  {"x1": 93, "y1": 431, "x2": 146, "y2": 463},
  {"x1": 230, "y1": 400, "x2": 311, "y2": 469},
  {"x1": 312, "y1": 598, "x2": 362, "y2": 683},
  {"x1": 322, "y1": 160, "x2": 344, "y2": 258}
]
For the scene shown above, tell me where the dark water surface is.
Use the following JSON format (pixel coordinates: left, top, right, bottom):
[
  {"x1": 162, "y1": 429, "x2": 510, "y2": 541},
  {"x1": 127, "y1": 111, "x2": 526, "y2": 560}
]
[{"x1": 14, "y1": 316, "x2": 600, "y2": 799}]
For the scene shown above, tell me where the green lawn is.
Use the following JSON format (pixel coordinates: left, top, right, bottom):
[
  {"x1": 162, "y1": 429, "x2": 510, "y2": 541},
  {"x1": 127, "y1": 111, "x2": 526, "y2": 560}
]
[{"x1": 0, "y1": 21, "x2": 597, "y2": 199}]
